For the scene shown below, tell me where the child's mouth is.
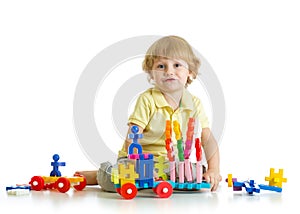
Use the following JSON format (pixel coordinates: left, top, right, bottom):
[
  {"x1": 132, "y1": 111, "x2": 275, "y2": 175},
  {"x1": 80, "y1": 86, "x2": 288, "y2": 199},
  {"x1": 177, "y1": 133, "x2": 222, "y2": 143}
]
[{"x1": 164, "y1": 78, "x2": 177, "y2": 82}]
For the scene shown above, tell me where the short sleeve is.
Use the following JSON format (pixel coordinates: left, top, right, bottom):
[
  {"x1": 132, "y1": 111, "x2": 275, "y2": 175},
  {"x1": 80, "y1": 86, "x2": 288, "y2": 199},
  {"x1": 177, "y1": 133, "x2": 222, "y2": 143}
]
[
  {"x1": 128, "y1": 92, "x2": 153, "y2": 129},
  {"x1": 193, "y1": 97, "x2": 210, "y2": 129}
]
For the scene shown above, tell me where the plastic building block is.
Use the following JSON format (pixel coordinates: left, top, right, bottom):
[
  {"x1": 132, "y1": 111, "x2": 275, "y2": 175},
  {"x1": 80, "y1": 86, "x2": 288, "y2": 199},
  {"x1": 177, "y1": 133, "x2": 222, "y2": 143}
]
[
  {"x1": 196, "y1": 161, "x2": 203, "y2": 183},
  {"x1": 265, "y1": 168, "x2": 287, "y2": 188},
  {"x1": 227, "y1": 174, "x2": 233, "y2": 187},
  {"x1": 165, "y1": 120, "x2": 175, "y2": 161},
  {"x1": 154, "y1": 156, "x2": 168, "y2": 180},
  {"x1": 258, "y1": 184, "x2": 282, "y2": 192},
  {"x1": 169, "y1": 161, "x2": 176, "y2": 182},
  {"x1": 226, "y1": 168, "x2": 287, "y2": 194},
  {"x1": 184, "y1": 118, "x2": 195, "y2": 159},
  {"x1": 118, "y1": 162, "x2": 139, "y2": 186},
  {"x1": 184, "y1": 159, "x2": 193, "y2": 182},
  {"x1": 195, "y1": 138, "x2": 202, "y2": 161},
  {"x1": 136, "y1": 155, "x2": 154, "y2": 188},
  {"x1": 178, "y1": 161, "x2": 185, "y2": 183},
  {"x1": 6, "y1": 185, "x2": 31, "y2": 196},
  {"x1": 50, "y1": 154, "x2": 66, "y2": 177},
  {"x1": 173, "y1": 121, "x2": 184, "y2": 161},
  {"x1": 128, "y1": 126, "x2": 143, "y2": 155}
]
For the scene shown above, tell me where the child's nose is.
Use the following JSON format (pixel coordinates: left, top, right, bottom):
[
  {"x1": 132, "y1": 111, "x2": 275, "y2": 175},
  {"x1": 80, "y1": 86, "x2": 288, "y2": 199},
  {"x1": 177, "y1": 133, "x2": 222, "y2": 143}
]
[{"x1": 165, "y1": 66, "x2": 175, "y2": 75}]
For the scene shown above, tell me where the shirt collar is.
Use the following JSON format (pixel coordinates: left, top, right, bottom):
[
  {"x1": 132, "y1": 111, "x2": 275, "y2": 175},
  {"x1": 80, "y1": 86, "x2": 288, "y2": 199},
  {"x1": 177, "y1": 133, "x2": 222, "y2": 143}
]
[{"x1": 152, "y1": 87, "x2": 194, "y2": 110}]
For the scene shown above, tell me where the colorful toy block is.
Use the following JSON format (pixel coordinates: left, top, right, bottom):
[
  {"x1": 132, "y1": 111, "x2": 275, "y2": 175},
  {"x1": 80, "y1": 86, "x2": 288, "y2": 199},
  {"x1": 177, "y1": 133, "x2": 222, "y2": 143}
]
[
  {"x1": 154, "y1": 156, "x2": 168, "y2": 180},
  {"x1": 265, "y1": 168, "x2": 287, "y2": 188},
  {"x1": 128, "y1": 126, "x2": 143, "y2": 155},
  {"x1": 112, "y1": 119, "x2": 211, "y2": 200},
  {"x1": 6, "y1": 185, "x2": 31, "y2": 196},
  {"x1": 226, "y1": 168, "x2": 287, "y2": 195}
]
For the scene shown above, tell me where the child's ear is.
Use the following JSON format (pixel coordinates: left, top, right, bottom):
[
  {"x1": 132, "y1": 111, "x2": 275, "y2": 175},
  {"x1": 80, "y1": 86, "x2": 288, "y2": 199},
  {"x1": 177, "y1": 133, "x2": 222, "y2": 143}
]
[{"x1": 188, "y1": 71, "x2": 193, "y2": 79}]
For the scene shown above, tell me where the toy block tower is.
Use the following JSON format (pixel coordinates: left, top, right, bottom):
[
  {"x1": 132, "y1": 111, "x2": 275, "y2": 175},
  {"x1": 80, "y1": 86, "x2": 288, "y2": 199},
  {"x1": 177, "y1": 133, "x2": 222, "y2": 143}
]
[{"x1": 127, "y1": 125, "x2": 154, "y2": 188}]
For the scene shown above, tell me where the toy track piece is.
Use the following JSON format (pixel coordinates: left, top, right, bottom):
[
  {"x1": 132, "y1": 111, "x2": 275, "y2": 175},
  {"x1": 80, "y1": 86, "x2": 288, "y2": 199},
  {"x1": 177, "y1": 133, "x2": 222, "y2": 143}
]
[
  {"x1": 120, "y1": 183, "x2": 138, "y2": 200},
  {"x1": 73, "y1": 175, "x2": 87, "y2": 191},
  {"x1": 155, "y1": 181, "x2": 173, "y2": 198},
  {"x1": 55, "y1": 177, "x2": 71, "y2": 193},
  {"x1": 30, "y1": 176, "x2": 45, "y2": 191}
]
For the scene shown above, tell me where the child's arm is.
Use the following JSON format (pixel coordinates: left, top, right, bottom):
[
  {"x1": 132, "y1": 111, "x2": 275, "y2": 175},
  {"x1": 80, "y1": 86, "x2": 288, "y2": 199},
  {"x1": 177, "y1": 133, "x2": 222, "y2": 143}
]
[{"x1": 201, "y1": 128, "x2": 222, "y2": 191}]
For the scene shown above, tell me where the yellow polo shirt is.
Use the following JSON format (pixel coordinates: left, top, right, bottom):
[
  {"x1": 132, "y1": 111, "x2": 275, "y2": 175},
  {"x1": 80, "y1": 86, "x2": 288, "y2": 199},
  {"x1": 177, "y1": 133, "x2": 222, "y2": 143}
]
[{"x1": 118, "y1": 87, "x2": 209, "y2": 158}]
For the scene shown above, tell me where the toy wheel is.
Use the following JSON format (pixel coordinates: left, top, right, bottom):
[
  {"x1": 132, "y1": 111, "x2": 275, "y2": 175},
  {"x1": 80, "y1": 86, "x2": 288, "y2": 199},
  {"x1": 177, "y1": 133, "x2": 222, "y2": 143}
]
[
  {"x1": 116, "y1": 188, "x2": 121, "y2": 195},
  {"x1": 73, "y1": 176, "x2": 87, "y2": 191},
  {"x1": 120, "y1": 183, "x2": 137, "y2": 199},
  {"x1": 152, "y1": 187, "x2": 157, "y2": 194},
  {"x1": 55, "y1": 177, "x2": 71, "y2": 193},
  {"x1": 30, "y1": 176, "x2": 45, "y2": 191},
  {"x1": 155, "y1": 181, "x2": 173, "y2": 198}
]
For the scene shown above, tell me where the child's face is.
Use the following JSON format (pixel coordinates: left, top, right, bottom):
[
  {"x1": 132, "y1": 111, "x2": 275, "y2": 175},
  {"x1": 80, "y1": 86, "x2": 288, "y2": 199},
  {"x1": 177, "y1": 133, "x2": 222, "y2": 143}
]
[{"x1": 150, "y1": 57, "x2": 191, "y2": 93}]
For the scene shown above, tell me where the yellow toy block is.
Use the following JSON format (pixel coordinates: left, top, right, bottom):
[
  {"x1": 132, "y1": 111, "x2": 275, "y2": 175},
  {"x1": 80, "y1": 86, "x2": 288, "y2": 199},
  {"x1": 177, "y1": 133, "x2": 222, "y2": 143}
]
[
  {"x1": 173, "y1": 121, "x2": 182, "y2": 140},
  {"x1": 265, "y1": 168, "x2": 287, "y2": 188},
  {"x1": 227, "y1": 174, "x2": 233, "y2": 187},
  {"x1": 119, "y1": 162, "x2": 139, "y2": 186},
  {"x1": 154, "y1": 156, "x2": 169, "y2": 180},
  {"x1": 42, "y1": 176, "x2": 59, "y2": 183},
  {"x1": 111, "y1": 168, "x2": 120, "y2": 184},
  {"x1": 41, "y1": 176, "x2": 84, "y2": 184}
]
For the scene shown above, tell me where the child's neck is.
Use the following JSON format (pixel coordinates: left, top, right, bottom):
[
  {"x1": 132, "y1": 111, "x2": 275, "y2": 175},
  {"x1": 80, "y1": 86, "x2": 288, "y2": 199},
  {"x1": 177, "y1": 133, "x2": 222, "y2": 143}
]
[{"x1": 162, "y1": 89, "x2": 183, "y2": 110}]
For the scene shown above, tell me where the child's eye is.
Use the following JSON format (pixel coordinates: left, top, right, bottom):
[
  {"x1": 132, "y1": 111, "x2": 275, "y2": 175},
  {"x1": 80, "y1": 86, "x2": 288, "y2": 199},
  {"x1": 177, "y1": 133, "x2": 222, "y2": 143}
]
[
  {"x1": 157, "y1": 64, "x2": 165, "y2": 69},
  {"x1": 174, "y1": 63, "x2": 181, "y2": 68}
]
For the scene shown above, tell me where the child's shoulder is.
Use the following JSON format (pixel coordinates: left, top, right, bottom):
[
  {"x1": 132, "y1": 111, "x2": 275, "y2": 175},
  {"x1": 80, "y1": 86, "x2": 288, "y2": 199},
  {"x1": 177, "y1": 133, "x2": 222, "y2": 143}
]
[
  {"x1": 135, "y1": 87, "x2": 157, "y2": 102},
  {"x1": 138, "y1": 87, "x2": 159, "y2": 98},
  {"x1": 184, "y1": 89, "x2": 202, "y2": 103}
]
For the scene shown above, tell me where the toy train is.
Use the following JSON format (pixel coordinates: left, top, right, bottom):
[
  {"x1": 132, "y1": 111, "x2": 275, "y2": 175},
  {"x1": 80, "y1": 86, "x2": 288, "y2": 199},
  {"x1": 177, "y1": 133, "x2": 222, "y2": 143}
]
[
  {"x1": 29, "y1": 154, "x2": 86, "y2": 193},
  {"x1": 111, "y1": 118, "x2": 211, "y2": 199}
]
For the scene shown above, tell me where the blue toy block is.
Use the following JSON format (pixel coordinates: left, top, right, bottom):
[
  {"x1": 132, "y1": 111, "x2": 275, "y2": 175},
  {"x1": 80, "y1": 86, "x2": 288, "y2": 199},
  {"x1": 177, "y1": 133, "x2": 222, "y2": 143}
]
[
  {"x1": 6, "y1": 185, "x2": 31, "y2": 191},
  {"x1": 135, "y1": 155, "x2": 154, "y2": 188},
  {"x1": 244, "y1": 180, "x2": 260, "y2": 194},
  {"x1": 128, "y1": 126, "x2": 144, "y2": 155},
  {"x1": 128, "y1": 143, "x2": 143, "y2": 155},
  {"x1": 170, "y1": 181, "x2": 211, "y2": 190},
  {"x1": 259, "y1": 184, "x2": 282, "y2": 193},
  {"x1": 128, "y1": 126, "x2": 143, "y2": 145},
  {"x1": 50, "y1": 154, "x2": 66, "y2": 177}
]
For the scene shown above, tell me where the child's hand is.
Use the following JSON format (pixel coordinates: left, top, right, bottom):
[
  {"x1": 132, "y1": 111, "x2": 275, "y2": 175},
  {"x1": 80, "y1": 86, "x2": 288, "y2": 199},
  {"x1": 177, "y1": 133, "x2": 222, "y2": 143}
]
[{"x1": 203, "y1": 169, "x2": 222, "y2": 192}]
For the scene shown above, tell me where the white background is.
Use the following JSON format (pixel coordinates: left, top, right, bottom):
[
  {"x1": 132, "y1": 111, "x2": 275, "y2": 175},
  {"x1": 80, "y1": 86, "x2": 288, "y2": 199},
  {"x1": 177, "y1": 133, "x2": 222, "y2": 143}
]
[{"x1": 0, "y1": 0, "x2": 299, "y2": 213}]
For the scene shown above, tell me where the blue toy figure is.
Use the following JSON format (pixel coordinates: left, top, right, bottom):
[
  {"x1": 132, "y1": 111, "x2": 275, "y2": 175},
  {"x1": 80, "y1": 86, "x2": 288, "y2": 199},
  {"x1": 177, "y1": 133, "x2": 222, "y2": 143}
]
[
  {"x1": 50, "y1": 154, "x2": 66, "y2": 177},
  {"x1": 128, "y1": 126, "x2": 143, "y2": 155}
]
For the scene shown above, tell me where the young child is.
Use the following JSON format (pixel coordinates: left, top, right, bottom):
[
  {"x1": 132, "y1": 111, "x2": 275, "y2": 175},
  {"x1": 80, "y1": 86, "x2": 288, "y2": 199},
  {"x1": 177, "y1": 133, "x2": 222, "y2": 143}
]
[{"x1": 75, "y1": 35, "x2": 222, "y2": 191}]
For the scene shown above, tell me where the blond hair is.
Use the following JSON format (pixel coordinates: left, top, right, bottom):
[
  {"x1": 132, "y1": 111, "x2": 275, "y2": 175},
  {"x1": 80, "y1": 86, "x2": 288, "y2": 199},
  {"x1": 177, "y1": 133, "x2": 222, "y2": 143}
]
[{"x1": 142, "y1": 35, "x2": 201, "y2": 86}]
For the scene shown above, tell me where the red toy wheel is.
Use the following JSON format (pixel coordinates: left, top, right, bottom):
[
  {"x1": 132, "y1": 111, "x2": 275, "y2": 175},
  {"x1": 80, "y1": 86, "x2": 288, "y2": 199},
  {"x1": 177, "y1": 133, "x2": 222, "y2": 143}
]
[
  {"x1": 120, "y1": 183, "x2": 137, "y2": 199},
  {"x1": 155, "y1": 181, "x2": 173, "y2": 198},
  {"x1": 152, "y1": 187, "x2": 157, "y2": 194},
  {"x1": 55, "y1": 177, "x2": 71, "y2": 193},
  {"x1": 116, "y1": 188, "x2": 121, "y2": 195},
  {"x1": 30, "y1": 176, "x2": 44, "y2": 191},
  {"x1": 73, "y1": 176, "x2": 87, "y2": 191}
]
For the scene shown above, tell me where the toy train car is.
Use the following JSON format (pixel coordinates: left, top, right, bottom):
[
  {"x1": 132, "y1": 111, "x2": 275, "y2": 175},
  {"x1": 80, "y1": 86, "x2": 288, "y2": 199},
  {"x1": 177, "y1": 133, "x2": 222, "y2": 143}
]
[{"x1": 111, "y1": 123, "x2": 210, "y2": 199}]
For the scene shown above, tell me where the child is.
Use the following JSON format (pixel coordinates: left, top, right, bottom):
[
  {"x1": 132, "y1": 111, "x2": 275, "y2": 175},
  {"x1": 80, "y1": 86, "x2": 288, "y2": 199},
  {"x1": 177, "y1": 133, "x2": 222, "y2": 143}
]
[{"x1": 75, "y1": 35, "x2": 222, "y2": 192}]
